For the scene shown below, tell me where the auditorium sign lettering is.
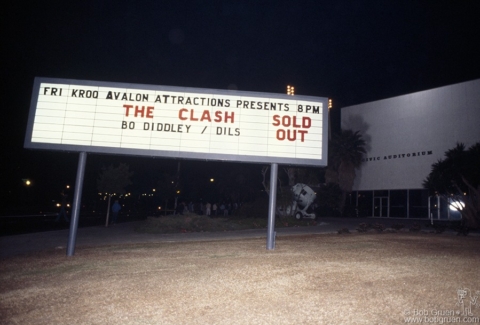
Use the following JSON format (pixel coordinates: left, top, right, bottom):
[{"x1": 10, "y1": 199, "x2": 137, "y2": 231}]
[{"x1": 361, "y1": 150, "x2": 433, "y2": 163}]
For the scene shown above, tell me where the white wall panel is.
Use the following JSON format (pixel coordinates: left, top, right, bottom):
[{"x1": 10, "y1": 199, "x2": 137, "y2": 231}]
[{"x1": 342, "y1": 79, "x2": 480, "y2": 190}]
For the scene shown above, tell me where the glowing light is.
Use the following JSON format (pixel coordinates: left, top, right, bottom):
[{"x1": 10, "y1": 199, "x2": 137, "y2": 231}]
[
  {"x1": 287, "y1": 85, "x2": 295, "y2": 96},
  {"x1": 449, "y1": 200, "x2": 465, "y2": 211},
  {"x1": 210, "y1": 178, "x2": 214, "y2": 182}
]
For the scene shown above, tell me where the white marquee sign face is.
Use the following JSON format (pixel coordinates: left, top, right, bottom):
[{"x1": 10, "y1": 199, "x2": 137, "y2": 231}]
[{"x1": 25, "y1": 78, "x2": 328, "y2": 166}]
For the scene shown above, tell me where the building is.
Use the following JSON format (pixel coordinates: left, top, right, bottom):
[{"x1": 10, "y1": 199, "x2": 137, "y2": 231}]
[{"x1": 341, "y1": 79, "x2": 480, "y2": 220}]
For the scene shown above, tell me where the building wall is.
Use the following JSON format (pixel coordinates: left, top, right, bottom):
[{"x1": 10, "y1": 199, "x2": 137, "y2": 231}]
[{"x1": 341, "y1": 79, "x2": 480, "y2": 191}]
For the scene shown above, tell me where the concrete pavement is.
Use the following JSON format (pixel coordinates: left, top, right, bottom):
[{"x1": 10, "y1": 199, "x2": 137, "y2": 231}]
[{"x1": 0, "y1": 217, "x2": 436, "y2": 258}]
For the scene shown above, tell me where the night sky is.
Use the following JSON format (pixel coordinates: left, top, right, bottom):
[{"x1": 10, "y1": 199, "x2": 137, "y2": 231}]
[{"x1": 2, "y1": 0, "x2": 480, "y2": 212}]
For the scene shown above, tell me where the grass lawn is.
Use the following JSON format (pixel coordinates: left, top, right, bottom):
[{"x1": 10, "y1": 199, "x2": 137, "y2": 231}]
[{"x1": 1, "y1": 232, "x2": 479, "y2": 324}]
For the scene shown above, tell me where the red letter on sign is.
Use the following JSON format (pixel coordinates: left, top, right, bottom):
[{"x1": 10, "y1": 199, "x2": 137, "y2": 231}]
[
  {"x1": 302, "y1": 117, "x2": 311, "y2": 128},
  {"x1": 298, "y1": 130, "x2": 308, "y2": 142},
  {"x1": 146, "y1": 106, "x2": 154, "y2": 118},
  {"x1": 124, "y1": 104, "x2": 133, "y2": 117},
  {"x1": 179, "y1": 108, "x2": 188, "y2": 120},
  {"x1": 272, "y1": 115, "x2": 280, "y2": 126},
  {"x1": 292, "y1": 117, "x2": 301, "y2": 128},
  {"x1": 134, "y1": 106, "x2": 145, "y2": 117},
  {"x1": 224, "y1": 112, "x2": 234, "y2": 123}
]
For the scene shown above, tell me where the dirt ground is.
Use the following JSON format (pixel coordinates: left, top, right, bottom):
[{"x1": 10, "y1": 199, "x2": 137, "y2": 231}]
[{"x1": 1, "y1": 232, "x2": 479, "y2": 325}]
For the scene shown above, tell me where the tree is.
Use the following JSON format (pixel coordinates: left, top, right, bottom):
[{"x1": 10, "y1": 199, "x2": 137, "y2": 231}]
[
  {"x1": 97, "y1": 163, "x2": 133, "y2": 226},
  {"x1": 423, "y1": 142, "x2": 480, "y2": 228},
  {"x1": 325, "y1": 130, "x2": 366, "y2": 214}
]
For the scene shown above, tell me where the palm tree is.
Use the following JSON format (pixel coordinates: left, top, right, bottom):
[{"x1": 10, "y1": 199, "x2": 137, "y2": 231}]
[
  {"x1": 325, "y1": 130, "x2": 366, "y2": 215},
  {"x1": 423, "y1": 142, "x2": 480, "y2": 228}
]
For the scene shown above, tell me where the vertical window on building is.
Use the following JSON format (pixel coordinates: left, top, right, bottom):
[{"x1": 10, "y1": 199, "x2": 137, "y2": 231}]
[
  {"x1": 373, "y1": 190, "x2": 389, "y2": 217},
  {"x1": 409, "y1": 189, "x2": 429, "y2": 218},
  {"x1": 357, "y1": 191, "x2": 373, "y2": 217},
  {"x1": 439, "y1": 196, "x2": 450, "y2": 220},
  {"x1": 429, "y1": 196, "x2": 440, "y2": 219},
  {"x1": 390, "y1": 190, "x2": 407, "y2": 218}
]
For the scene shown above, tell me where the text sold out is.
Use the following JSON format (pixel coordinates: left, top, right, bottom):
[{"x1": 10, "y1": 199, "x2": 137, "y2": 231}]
[{"x1": 272, "y1": 115, "x2": 311, "y2": 142}]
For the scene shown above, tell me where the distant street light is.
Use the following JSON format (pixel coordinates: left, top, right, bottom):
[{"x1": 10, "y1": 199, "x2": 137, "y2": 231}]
[{"x1": 210, "y1": 178, "x2": 214, "y2": 182}]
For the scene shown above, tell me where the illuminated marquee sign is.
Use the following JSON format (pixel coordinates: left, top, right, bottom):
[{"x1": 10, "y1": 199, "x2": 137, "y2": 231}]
[{"x1": 25, "y1": 78, "x2": 328, "y2": 166}]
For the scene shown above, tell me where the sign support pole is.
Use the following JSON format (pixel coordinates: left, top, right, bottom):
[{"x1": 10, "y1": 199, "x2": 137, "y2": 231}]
[
  {"x1": 67, "y1": 151, "x2": 87, "y2": 256},
  {"x1": 266, "y1": 163, "x2": 278, "y2": 250}
]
